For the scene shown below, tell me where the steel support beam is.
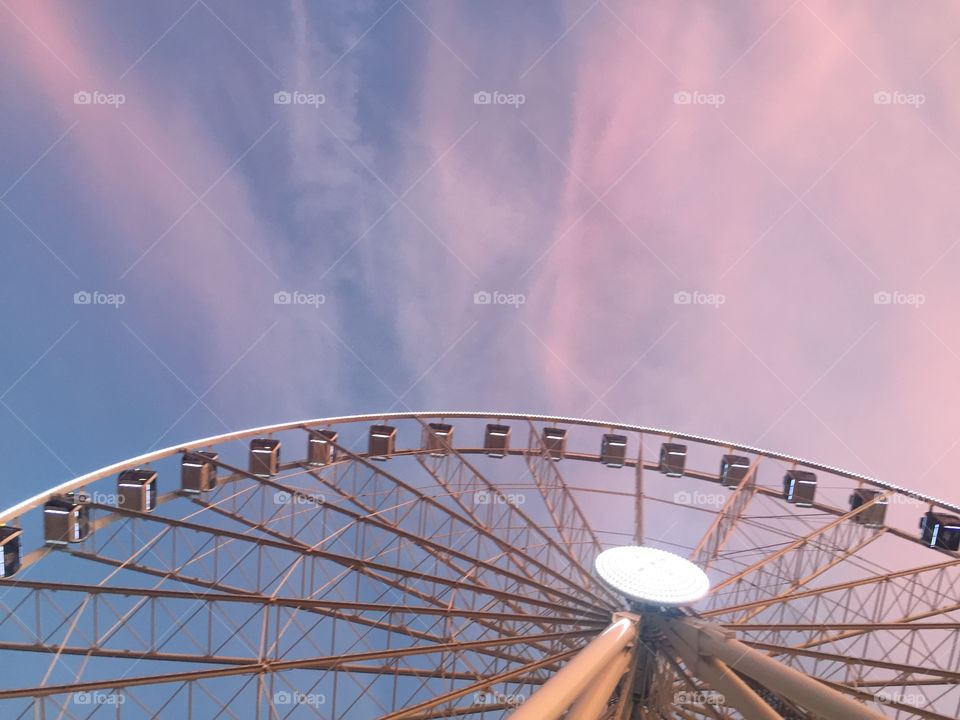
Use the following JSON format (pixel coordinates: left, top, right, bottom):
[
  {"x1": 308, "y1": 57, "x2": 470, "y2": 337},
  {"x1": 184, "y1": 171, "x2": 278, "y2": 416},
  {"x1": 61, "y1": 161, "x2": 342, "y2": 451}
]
[
  {"x1": 508, "y1": 613, "x2": 639, "y2": 720},
  {"x1": 634, "y1": 437, "x2": 644, "y2": 546},
  {"x1": 0, "y1": 628, "x2": 595, "y2": 700},
  {"x1": 673, "y1": 654, "x2": 780, "y2": 720},
  {"x1": 664, "y1": 617, "x2": 887, "y2": 720},
  {"x1": 381, "y1": 646, "x2": 580, "y2": 720},
  {"x1": 690, "y1": 458, "x2": 759, "y2": 570},
  {"x1": 565, "y1": 643, "x2": 633, "y2": 720}
]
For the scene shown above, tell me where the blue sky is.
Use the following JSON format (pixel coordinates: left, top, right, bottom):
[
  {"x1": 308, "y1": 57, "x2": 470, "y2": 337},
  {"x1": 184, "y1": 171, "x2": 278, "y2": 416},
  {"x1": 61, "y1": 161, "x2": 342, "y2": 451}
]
[{"x1": 3, "y1": 0, "x2": 960, "y2": 510}]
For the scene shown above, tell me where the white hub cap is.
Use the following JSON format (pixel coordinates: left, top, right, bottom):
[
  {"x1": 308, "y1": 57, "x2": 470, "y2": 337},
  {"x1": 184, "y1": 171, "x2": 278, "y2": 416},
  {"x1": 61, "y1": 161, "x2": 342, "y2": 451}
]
[{"x1": 595, "y1": 545, "x2": 710, "y2": 606}]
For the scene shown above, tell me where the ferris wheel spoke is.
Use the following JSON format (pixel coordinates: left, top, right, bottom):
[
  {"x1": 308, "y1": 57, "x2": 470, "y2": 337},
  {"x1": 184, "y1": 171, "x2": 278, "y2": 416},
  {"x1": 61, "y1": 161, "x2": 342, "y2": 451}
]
[
  {"x1": 399, "y1": 703, "x2": 521, "y2": 718},
  {"x1": 296, "y1": 460, "x2": 613, "y2": 622},
  {"x1": 0, "y1": 629, "x2": 591, "y2": 702},
  {"x1": 296, "y1": 472, "x2": 608, "y2": 652},
  {"x1": 781, "y1": 619, "x2": 960, "y2": 696},
  {"x1": 796, "y1": 604, "x2": 960, "y2": 651},
  {"x1": 380, "y1": 640, "x2": 553, "y2": 719},
  {"x1": 741, "y1": 639, "x2": 960, "y2": 682},
  {"x1": 191, "y1": 495, "x2": 608, "y2": 657},
  {"x1": 633, "y1": 435, "x2": 647, "y2": 549},
  {"x1": 839, "y1": 678, "x2": 960, "y2": 688},
  {"x1": 171, "y1": 496, "x2": 599, "y2": 668},
  {"x1": 414, "y1": 453, "x2": 614, "y2": 610},
  {"x1": 65, "y1": 538, "x2": 594, "y2": 679},
  {"x1": 377, "y1": 646, "x2": 579, "y2": 720},
  {"x1": 815, "y1": 679, "x2": 958, "y2": 720},
  {"x1": 659, "y1": 654, "x2": 727, "y2": 720},
  {"x1": 330, "y1": 431, "x2": 616, "y2": 610},
  {"x1": 522, "y1": 421, "x2": 611, "y2": 595},
  {"x1": 0, "y1": 641, "x2": 259, "y2": 665},
  {"x1": 703, "y1": 556, "x2": 960, "y2": 619},
  {"x1": 744, "y1": 641, "x2": 960, "y2": 720},
  {"x1": 736, "y1": 636, "x2": 960, "y2": 718},
  {"x1": 86, "y1": 503, "x2": 602, "y2": 619},
  {"x1": 705, "y1": 492, "x2": 890, "y2": 617},
  {"x1": 690, "y1": 458, "x2": 760, "y2": 570},
  {"x1": 704, "y1": 555, "x2": 960, "y2": 668},
  {"x1": 732, "y1": 620, "x2": 960, "y2": 632},
  {"x1": 0, "y1": 579, "x2": 599, "y2": 630},
  {"x1": 215, "y1": 448, "x2": 609, "y2": 615},
  {"x1": 72, "y1": 550, "x2": 584, "y2": 672},
  {"x1": 791, "y1": 573, "x2": 960, "y2": 653},
  {"x1": 728, "y1": 528, "x2": 883, "y2": 625},
  {"x1": 170, "y1": 500, "x2": 598, "y2": 661},
  {"x1": 77, "y1": 556, "x2": 575, "y2": 676},
  {"x1": 410, "y1": 428, "x2": 617, "y2": 608},
  {"x1": 289, "y1": 629, "x2": 544, "y2": 720}
]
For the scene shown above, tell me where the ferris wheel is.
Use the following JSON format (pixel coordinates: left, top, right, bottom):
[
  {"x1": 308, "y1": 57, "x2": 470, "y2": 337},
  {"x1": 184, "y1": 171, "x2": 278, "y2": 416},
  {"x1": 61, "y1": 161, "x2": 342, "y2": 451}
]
[{"x1": 0, "y1": 411, "x2": 957, "y2": 719}]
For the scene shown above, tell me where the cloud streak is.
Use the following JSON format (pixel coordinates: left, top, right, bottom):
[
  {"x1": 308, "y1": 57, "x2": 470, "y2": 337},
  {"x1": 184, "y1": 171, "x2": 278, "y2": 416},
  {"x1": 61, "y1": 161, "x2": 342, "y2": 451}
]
[{"x1": 385, "y1": 0, "x2": 960, "y2": 501}]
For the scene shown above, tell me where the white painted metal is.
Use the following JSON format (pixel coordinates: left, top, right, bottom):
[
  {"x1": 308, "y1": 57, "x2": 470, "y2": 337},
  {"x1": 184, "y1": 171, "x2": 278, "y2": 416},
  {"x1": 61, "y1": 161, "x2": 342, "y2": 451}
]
[
  {"x1": 509, "y1": 613, "x2": 639, "y2": 720},
  {"x1": 666, "y1": 617, "x2": 887, "y2": 720}
]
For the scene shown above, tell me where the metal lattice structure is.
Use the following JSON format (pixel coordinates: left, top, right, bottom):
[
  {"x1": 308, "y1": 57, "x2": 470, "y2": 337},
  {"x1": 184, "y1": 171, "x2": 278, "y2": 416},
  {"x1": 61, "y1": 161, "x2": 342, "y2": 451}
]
[{"x1": 0, "y1": 412, "x2": 957, "y2": 719}]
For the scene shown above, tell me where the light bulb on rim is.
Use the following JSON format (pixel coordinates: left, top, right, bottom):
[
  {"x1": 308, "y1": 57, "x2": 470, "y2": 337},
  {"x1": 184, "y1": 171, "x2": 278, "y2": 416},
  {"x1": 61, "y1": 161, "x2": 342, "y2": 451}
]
[{"x1": 595, "y1": 545, "x2": 710, "y2": 606}]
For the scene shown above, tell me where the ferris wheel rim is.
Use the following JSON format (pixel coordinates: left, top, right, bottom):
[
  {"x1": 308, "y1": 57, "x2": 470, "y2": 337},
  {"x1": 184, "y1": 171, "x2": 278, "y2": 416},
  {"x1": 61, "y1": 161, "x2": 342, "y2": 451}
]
[
  {"x1": 0, "y1": 411, "x2": 956, "y2": 718},
  {"x1": 2, "y1": 409, "x2": 957, "y2": 525}
]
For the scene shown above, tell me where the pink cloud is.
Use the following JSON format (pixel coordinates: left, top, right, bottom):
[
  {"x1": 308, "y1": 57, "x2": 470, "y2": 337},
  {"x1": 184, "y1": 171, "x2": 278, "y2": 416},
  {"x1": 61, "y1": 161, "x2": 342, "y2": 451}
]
[
  {"x1": 389, "y1": 0, "x2": 960, "y2": 502},
  {"x1": 0, "y1": 1, "x2": 348, "y2": 421}
]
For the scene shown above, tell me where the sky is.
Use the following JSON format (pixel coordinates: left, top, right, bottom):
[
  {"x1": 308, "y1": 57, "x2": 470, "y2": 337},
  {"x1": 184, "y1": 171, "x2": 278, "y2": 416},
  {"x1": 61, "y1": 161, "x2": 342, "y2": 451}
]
[{"x1": 2, "y1": 0, "x2": 960, "y2": 510}]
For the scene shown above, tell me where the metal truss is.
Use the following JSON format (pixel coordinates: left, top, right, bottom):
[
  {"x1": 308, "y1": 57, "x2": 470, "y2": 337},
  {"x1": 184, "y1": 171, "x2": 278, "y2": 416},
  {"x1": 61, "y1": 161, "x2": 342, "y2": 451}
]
[{"x1": 0, "y1": 412, "x2": 955, "y2": 718}]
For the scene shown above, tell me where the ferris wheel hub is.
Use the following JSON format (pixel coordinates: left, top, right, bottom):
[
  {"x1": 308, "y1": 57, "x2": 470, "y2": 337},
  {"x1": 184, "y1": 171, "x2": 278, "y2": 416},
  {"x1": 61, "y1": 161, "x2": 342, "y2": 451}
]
[{"x1": 595, "y1": 545, "x2": 710, "y2": 606}]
